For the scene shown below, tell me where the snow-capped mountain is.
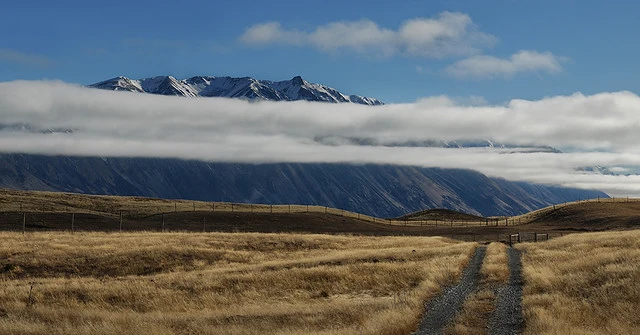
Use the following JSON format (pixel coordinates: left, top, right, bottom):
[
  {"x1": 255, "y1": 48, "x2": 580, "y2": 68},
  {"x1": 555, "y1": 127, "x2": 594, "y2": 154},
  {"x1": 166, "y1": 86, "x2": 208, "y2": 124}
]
[{"x1": 89, "y1": 75, "x2": 384, "y2": 105}]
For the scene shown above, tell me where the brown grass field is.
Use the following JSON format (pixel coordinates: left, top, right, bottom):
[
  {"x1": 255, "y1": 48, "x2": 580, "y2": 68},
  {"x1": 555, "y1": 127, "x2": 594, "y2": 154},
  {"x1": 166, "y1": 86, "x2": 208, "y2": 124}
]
[
  {"x1": 0, "y1": 232, "x2": 477, "y2": 335},
  {"x1": 1, "y1": 189, "x2": 640, "y2": 334},
  {"x1": 518, "y1": 230, "x2": 640, "y2": 335}
]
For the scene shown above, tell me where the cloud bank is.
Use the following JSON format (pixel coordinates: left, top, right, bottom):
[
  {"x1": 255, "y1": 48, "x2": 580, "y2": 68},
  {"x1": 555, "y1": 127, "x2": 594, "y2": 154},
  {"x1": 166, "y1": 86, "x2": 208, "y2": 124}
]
[
  {"x1": 2, "y1": 80, "x2": 640, "y2": 196},
  {"x1": 240, "y1": 12, "x2": 497, "y2": 58},
  {"x1": 445, "y1": 50, "x2": 565, "y2": 79}
]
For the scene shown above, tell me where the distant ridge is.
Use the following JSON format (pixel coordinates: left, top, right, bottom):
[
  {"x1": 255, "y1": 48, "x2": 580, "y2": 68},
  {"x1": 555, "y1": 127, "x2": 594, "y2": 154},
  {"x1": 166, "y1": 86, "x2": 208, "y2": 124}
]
[{"x1": 89, "y1": 75, "x2": 384, "y2": 105}]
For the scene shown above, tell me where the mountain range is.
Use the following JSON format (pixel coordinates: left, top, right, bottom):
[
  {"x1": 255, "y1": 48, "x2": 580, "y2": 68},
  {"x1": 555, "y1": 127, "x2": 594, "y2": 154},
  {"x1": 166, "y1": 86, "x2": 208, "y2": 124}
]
[
  {"x1": 89, "y1": 75, "x2": 384, "y2": 105},
  {"x1": 0, "y1": 154, "x2": 606, "y2": 217}
]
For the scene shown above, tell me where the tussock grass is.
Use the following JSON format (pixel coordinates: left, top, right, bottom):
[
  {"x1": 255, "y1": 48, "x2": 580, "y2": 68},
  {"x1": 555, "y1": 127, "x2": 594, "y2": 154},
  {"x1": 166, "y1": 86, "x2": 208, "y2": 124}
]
[
  {"x1": 518, "y1": 230, "x2": 640, "y2": 335},
  {"x1": 0, "y1": 232, "x2": 477, "y2": 334},
  {"x1": 480, "y1": 242, "x2": 509, "y2": 285},
  {"x1": 444, "y1": 242, "x2": 508, "y2": 334}
]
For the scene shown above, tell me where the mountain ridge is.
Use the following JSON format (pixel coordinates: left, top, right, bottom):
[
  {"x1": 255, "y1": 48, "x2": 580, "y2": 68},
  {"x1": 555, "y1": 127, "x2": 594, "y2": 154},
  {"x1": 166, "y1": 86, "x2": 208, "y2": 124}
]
[
  {"x1": 0, "y1": 154, "x2": 608, "y2": 218},
  {"x1": 89, "y1": 75, "x2": 384, "y2": 105}
]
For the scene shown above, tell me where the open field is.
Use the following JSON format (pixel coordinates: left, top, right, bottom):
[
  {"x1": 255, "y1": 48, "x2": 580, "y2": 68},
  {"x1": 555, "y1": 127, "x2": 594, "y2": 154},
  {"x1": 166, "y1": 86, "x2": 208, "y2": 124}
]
[
  {"x1": 518, "y1": 230, "x2": 640, "y2": 334},
  {"x1": 0, "y1": 232, "x2": 477, "y2": 335},
  {"x1": 3, "y1": 189, "x2": 640, "y2": 244}
]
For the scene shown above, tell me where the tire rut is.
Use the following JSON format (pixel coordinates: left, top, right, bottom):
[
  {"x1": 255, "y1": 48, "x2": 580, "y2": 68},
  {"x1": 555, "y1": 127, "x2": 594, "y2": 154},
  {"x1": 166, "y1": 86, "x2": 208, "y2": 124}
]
[
  {"x1": 413, "y1": 245, "x2": 487, "y2": 335},
  {"x1": 489, "y1": 247, "x2": 524, "y2": 335}
]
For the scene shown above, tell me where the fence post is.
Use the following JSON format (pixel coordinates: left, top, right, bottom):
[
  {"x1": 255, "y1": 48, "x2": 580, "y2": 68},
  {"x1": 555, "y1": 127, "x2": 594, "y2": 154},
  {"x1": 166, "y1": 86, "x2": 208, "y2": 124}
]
[
  {"x1": 270, "y1": 204, "x2": 273, "y2": 213},
  {"x1": 119, "y1": 211, "x2": 123, "y2": 233},
  {"x1": 534, "y1": 233, "x2": 538, "y2": 242},
  {"x1": 324, "y1": 206, "x2": 327, "y2": 214},
  {"x1": 162, "y1": 213, "x2": 165, "y2": 232},
  {"x1": 213, "y1": 202, "x2": 215, "y2": 212},
  {"x1": 174, "y1": 203, "x2": 177, "y2": 212},
  {"x1": 193, "y1": 203, "x2": 196, "y2": 212},
  {"x1": 203, "y1": 216, "x2": 206, "y2": 233},
  {"x1": 71, "y1": 213, "x2": 75, "y2": 234},
  {"x1": 517, "y1": 232, "x2": 521, "y2": 243},
  {"x1": 306, "y1": 205, "x2": 309, "y2": 213},
  {"x1": 509, "y1": 234, "x2": 513, "y2": 247},
  {"x1": 22, "y1": 213, "x2": 26, "y2": 234},
  {"x1": 289, "y1": 204, "x2": 291, "y2": 213}
]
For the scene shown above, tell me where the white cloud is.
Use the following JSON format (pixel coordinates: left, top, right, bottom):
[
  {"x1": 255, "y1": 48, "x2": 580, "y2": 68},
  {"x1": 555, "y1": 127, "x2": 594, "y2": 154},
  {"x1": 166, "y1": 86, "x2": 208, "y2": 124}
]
[
  {"x1": 445, "y1": 50, "x2": 565, "y2": 79},
  {"x1": 4, "y1": 80, "x2": 640, "y2": 196},
  {"x1": 239, "y1": 12, "x2": 497, "y2": 58},
  {"x1": 0, "y1": 48, "x2": 52, "y2": 68}
]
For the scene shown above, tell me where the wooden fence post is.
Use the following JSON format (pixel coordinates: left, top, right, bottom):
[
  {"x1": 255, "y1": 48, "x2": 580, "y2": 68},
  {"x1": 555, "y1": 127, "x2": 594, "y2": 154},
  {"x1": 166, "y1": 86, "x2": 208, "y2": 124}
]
[
  {"x1": 517, "y1": 232, "x2": 521, "y2": 243},
  {"x1": 203, "y1": 216, "x2": 206, "y2": 233},
  {"x1": 71, "y1": 213, "x2": 75, "y2": 233},
  {"x1": 119, "y1": 211, "x2": 123, "y2": 233},
  {"x1": 162, "y1": 213, "x2": 165, "y2": 232},
  {"x1": 22, "y1": 213, "x2": 26, "y2": 234},
  {"x1": 174, "y1": 203, "x2": 177, "y2": 212},
  {"x1": 193, "y1": 203, "x2": 196, "y2": 212}
]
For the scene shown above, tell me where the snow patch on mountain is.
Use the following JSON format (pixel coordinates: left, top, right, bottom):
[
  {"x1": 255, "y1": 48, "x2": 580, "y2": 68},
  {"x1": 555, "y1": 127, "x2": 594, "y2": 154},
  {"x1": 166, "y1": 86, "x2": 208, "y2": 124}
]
[{"x1": 89, "y1": 75, "x2": 384, "y2": 105}]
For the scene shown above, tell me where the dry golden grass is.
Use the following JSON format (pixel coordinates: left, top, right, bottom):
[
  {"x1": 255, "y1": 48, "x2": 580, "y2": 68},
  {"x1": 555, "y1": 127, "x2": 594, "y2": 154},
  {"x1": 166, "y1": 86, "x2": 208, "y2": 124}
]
[
  {"x1": 518, "y1": 230, "x2": 640, "y2": 335},
  {"x1": 444, "y1": 242, "x2": 509, "y2": 335},
  {"x1": 0, "y1": 232, "x2": 477, "y2": 334},
  {"x1": 480, "y1": 242, "x2": 509, "y2": 285}
]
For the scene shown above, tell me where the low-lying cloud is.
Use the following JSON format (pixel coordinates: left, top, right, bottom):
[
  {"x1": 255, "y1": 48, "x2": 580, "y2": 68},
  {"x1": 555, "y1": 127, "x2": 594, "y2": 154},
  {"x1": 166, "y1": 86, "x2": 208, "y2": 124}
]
[
  {"x1": 239, "y1": 12, "x2": 497, "y2": 58},
  {"x1": 2, "y1": 80, "x2": 640, "y2": 196}
]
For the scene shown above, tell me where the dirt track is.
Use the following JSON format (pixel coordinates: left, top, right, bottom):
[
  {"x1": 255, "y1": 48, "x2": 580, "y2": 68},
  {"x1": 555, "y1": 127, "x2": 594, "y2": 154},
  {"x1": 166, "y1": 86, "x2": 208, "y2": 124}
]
[
  {"x1": 414, "y1": 246, "x2": 487, "y2": 334},
  {"x1": 489, "y1": 248, "x2": 524, "y2": 335}
]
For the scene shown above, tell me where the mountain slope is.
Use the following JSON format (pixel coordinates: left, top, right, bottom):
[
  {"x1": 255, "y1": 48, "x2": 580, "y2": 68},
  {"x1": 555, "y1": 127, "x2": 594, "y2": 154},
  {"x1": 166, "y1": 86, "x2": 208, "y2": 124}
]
[
  {"x1": 89, "y1": 75, "x2": 384, "y2": 105},
  {"x1": 0, "y1": 154, "x2": 607, "y2": 217}
]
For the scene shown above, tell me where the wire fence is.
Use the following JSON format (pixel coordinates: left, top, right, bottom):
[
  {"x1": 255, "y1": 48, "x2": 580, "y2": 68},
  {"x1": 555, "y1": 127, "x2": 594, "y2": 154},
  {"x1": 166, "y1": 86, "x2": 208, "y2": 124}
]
[{"x1": 0, "y1": 196, "x2": 632, "y2": 234}]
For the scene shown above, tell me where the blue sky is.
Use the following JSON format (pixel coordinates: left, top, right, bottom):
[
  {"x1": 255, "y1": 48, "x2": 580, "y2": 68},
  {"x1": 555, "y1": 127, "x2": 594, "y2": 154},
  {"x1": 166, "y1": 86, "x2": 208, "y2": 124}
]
[{"x1": 1, "y1": 0, "x2": 639, "y2": 103}]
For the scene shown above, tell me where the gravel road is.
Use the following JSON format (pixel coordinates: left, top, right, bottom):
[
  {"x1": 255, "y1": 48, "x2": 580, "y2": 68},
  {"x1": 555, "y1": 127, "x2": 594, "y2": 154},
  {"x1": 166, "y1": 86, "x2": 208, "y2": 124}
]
[
  {"x1": 489, "y1": 247, "x2": 524, "y2": 335},
  {"x1": 413, "y1": 246, "x2": 487, "y2": 335}
]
